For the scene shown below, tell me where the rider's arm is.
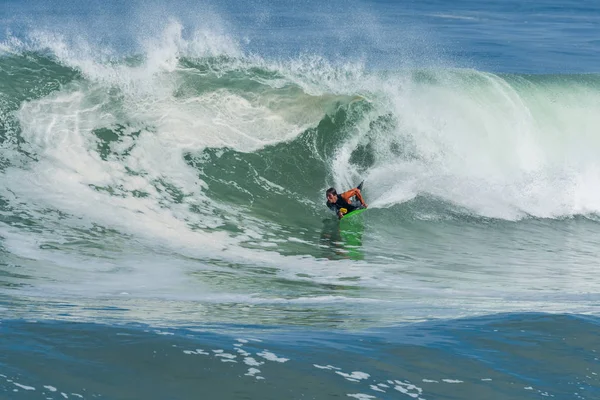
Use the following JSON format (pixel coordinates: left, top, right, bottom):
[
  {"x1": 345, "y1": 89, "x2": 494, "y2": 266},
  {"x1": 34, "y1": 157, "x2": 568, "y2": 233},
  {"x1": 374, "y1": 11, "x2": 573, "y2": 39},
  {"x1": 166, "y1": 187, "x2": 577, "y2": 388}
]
[{"x1": 341, "y1": 188, "x2": 367, "y2": 207}]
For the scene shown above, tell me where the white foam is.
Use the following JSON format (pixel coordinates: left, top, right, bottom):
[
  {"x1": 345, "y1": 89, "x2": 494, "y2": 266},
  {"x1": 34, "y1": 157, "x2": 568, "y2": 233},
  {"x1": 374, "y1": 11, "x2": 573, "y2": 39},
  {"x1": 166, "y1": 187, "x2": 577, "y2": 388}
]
[
  {"x1": 244, "y1": 368, "x2": 262, "y2": 379},
  {"x1": 347, "y1": 394, "x2": 376, "y2": 400},
  {"x1": 393, "y1": 380, "x2": 423, "y2": 398},
  {"x1": 236, "y1": 349, "x2": 251, "y2": 357},
  {"x1": 314, "y1": 364, "x2": 341, "y2": 370},
  {"x1": 243, "y1": 357, "x2": 263, "y2": 367},
  {"x1": 287, "y1": 237, "x2": 311, "y2": 244},
  {"x1": 215, "y1": 352, "x2": 236, "y2": 360},
  {"x1": 154, "y1": 330, "x2": 174, "y2": 335},
  {"x1": 336, "y1": 371, "x2": 370, "y2": 381},
  {"x1": 334, "y1": 70, "x2": 600, "y2": 220},
  {"x1": 13, "y1": 382, "x2": 35, "y2": 390},
  {"x1": 183, "y1": 349, "x2": 209, "y2": 355},
  {"x1": 257, "y1": 350, "x2": 289, "y2": 363}
]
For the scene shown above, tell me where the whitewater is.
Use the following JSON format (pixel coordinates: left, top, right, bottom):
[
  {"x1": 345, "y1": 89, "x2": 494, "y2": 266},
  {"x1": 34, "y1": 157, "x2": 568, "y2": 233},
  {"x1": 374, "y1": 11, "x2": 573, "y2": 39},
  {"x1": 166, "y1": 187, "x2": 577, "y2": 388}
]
[{"x1": 2, "y1": 1, "x2": 600, "y2": 399}]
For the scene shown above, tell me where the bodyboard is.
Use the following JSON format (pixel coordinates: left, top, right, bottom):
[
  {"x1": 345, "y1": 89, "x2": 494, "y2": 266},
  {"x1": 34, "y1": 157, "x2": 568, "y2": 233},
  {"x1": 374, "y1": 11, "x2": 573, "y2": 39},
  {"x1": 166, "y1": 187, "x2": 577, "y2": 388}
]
[{"x1": 340, "y1": 207, "x2": 367, "y2": 221}]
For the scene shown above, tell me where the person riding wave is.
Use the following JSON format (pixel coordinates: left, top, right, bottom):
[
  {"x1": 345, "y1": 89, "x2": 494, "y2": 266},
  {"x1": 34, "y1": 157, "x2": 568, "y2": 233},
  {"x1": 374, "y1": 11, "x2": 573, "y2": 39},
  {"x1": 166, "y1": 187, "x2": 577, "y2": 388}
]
[{"x1": 325, "y1": 182, "x2": 367, "y2": 219}]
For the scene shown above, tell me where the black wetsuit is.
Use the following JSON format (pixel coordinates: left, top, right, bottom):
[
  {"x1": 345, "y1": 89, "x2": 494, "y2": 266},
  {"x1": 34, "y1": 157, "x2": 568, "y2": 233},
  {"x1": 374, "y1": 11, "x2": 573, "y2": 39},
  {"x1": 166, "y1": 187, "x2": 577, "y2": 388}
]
[{"x1": 327, "y1": 196, "x2": 358, "y2": 215}]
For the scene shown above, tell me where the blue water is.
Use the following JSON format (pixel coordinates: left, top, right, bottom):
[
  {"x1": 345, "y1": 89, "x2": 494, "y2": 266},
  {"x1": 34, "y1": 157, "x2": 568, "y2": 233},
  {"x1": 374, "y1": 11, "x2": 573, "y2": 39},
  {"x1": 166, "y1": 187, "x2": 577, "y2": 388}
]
[
  {"x1": 3, "y1": 0, "x2": 600, "y2": 73},
  {"x1": 2, "y1": 0, "x2": 600, "y2": 399}
]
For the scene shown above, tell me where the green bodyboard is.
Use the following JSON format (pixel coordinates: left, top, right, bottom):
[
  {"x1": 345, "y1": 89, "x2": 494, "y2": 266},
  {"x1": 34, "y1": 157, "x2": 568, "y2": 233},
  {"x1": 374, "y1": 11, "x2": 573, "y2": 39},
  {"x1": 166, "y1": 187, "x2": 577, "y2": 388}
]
[{"x1": 340, "y1": 208, "x2": 367, "y2": 221}]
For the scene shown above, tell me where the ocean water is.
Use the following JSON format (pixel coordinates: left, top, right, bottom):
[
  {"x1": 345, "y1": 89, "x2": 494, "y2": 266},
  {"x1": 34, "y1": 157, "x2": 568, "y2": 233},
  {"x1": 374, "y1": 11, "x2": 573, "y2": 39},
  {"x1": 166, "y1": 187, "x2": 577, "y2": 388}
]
[{"x1": 1, "y1": 0, "x2": 600, "y2": 399}]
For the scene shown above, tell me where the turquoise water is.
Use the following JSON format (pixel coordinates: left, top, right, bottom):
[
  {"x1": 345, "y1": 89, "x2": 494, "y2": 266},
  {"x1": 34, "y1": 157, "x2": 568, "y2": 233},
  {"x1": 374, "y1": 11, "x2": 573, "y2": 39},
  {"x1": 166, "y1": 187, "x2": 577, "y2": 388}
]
[{"x1": 2, "y1": 0, "x2": 600, "y2": 399}]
